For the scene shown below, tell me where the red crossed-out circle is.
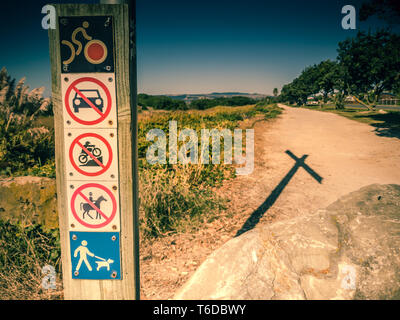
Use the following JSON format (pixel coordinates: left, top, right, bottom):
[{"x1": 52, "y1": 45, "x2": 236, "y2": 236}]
[
  {"x1": 64, "y1": 77, "x2": 112, "y2": 125},
  {"x1": 70, "y1": 183, "x2": 117, "y2": 229},
  {"x1": 69, "y1": 133, "x2": 113, "y2": 177}
]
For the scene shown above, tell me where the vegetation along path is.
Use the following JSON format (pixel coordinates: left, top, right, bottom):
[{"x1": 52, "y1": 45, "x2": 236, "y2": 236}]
[{"x1": 141, "y1": 103, "x2": 400, "y2": 299}]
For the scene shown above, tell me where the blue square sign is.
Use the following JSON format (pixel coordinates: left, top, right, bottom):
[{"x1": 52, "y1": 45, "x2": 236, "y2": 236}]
[{"x1": 69, "y1": 231, "x2": 121, "y2": 280}]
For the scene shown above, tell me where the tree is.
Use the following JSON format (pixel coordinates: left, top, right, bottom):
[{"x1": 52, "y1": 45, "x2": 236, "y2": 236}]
[
  {"x1": 337, "y1": 30, "x2": 400, "y2": 109},
  {"x1": 137, "y1": 93, "x2": 188, "y2": 110},
  {"x1": 315, "y1": 60, "x2": 338, "y2": 105},
  {"x1": 360, "y1": 0, "x2": 400, "y2": 25},
  {"x1": 273, "y1": 88, "x2": 278, "y2": 97}
]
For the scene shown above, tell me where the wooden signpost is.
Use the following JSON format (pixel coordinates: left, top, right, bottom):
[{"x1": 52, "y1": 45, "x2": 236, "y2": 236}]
[{"x1": 48, "y1": 2, "x2": 139, "y2": 299}]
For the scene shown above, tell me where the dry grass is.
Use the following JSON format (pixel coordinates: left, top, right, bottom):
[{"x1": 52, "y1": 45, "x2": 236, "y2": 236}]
[
  {"x1": 0, "y1": 222, "x2": 62, "y2": 300},
  {"x1": 0, "y1": 264, "x2": 63, "y2": 300}
]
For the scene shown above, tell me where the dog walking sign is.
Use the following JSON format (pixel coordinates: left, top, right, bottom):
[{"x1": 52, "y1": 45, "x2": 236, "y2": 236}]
[
  {"x1": 49, "y1": 3, "x2": 139, "y2": 299},
  {"x1": 70, "y1": 232, "x2": 121, "y2": 280}
]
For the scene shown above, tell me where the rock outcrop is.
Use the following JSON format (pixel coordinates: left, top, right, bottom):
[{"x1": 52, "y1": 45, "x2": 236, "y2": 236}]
[
  {"x1": 0, "y1": 176, "x2": 58, "y2": 230},
  {"x1": 174, "y1": 184, "x2": 400, "y2": 300}
]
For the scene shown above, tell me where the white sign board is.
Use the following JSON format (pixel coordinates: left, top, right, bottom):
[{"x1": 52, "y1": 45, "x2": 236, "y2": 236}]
[
  {"x1": 67, "y1": 181, "x2": 121, "y2": 232},
  {"x1": 64, "y1": 128, "x2": 119, "y2": 180},
  {"x1": 61, "y1": 73, "x2": 117, "y2": 129}
]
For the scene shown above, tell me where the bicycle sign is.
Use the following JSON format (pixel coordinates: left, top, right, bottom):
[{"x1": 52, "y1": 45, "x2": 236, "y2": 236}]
[
  {"x1": 59, "y1": 16, "x2": 114, "y2": 73},
  {"x1": 65, "y1": 129, "x2": 119, "y2": 179},
  {"x1": 62, "y1": 74, "x2": 117, "y2": 128}
]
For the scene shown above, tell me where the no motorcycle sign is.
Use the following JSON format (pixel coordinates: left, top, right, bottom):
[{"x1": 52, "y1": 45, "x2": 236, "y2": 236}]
[{"x1": 65, "y1": 129, "x2": 119, "y2": 180}]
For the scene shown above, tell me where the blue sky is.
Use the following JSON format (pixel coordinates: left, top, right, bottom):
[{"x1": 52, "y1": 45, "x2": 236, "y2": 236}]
[{"x1": 0, "y1": 0, "x2": 386, "y2": 96}]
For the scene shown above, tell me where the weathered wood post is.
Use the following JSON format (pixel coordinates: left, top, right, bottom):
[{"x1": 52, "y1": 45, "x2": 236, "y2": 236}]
[{"x1": 48, "y1": 2, "x2": 139, "y2": 299}]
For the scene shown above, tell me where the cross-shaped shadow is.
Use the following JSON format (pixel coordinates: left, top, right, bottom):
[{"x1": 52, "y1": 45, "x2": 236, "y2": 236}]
[{"x1": 235, "y1": 150, "x2": 323, "y2": 237}]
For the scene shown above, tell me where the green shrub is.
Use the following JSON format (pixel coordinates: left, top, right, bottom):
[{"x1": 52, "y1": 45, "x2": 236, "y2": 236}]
[
  {"x1": 0, "y1": 108, "x2": 55, "y2": 176},
  {"x1": 137, "y1": 104, "x2": 281, "y2": 238},
  {"x1": 138, "y1": 93, "x2": 188, "y2": 110},
  {"x1": 0, "y1": 68, "x2": 54, "y2": 176},
  {"x1": 139, "y1": 166, "x2": 226, "y2": 238}
]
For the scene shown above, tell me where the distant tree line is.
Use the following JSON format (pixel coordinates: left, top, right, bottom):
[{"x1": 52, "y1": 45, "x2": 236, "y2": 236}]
[
  {"x1": 279, "y1": 30, "x2": 400, "y2": 110},
  {"x1": 190, "y1": 96, "x2": 257, "y2": 110},
  {"x1": 138, "y1": 93, "x2": 188, "y2": 110},
  {"x1": 279, "y1": 1, "x2": 400, "y2": 109},
  {"x1": 138, "y1": 94, "x2": 259, "y2": 111}
]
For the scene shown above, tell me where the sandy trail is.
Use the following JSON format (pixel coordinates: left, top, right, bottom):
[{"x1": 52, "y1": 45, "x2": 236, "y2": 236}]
[
  {"x1": 224, "y1": 104, "x2": 400, "y2": 229},
  {"x1": 141, "y1": 104, "x2": 400, "y2": 299},
  {"x1": 248, "y1": 103, "x2": 400, "y2": 221}
]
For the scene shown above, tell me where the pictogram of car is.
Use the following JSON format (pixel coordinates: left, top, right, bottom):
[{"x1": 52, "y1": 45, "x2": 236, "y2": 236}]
[{"x1": 73, "y1": 89, "x2": 104, "y2": 113}]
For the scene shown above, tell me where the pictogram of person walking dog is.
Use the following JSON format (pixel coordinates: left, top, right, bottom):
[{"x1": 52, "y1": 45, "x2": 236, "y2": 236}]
[{"x1": 74, "y1": 240, "x2": 114, "y2": 273}]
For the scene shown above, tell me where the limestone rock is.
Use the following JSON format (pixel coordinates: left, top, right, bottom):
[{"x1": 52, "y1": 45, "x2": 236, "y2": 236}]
[
  {"x1": 0, "y1": 176, "x2": 58, "y2": 230},
  {"x1": 174, "y1": 184, "x2": 400, "y2": 300}
]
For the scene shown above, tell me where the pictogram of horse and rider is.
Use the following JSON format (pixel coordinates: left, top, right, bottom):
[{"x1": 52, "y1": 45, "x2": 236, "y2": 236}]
[{"x1": 80, "y1": 191, "x2": 107, "y2": 220}]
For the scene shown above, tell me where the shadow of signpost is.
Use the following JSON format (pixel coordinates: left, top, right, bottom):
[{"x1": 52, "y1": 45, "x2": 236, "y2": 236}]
[{"x1": 235, "y1": 150, "x2": 323, "y2": 237}]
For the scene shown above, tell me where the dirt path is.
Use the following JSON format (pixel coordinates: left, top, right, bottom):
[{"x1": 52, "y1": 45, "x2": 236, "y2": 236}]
[
  {"x1": 252, "y1": 103, "x2": 400, "y2": 221},
  {"x1": 140, "y1": 104, "x2": 400, "y2": 299}
]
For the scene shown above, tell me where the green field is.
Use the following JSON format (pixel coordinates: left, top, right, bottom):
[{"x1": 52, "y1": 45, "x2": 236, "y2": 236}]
[{"x1": 299, "y1": 104, "x2": 400, "y2": 138}]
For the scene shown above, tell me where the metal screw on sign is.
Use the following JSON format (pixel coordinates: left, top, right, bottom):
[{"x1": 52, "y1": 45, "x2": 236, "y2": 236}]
[
  {"x1": 104, "y1": 17, "x2": 111, "y2": 27},
  {"x1": 72, "y1": 234, "x2": 77, "y2": 241},
  {"x1": 111, "y1": 235, "x2": 116, "y2": 240},
  {"x1": 111, "y1": 271, "x2": 117, "y2": 278},
  {"x1": 74, "y1": 271, "x2": 79, "y2": 276}
]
